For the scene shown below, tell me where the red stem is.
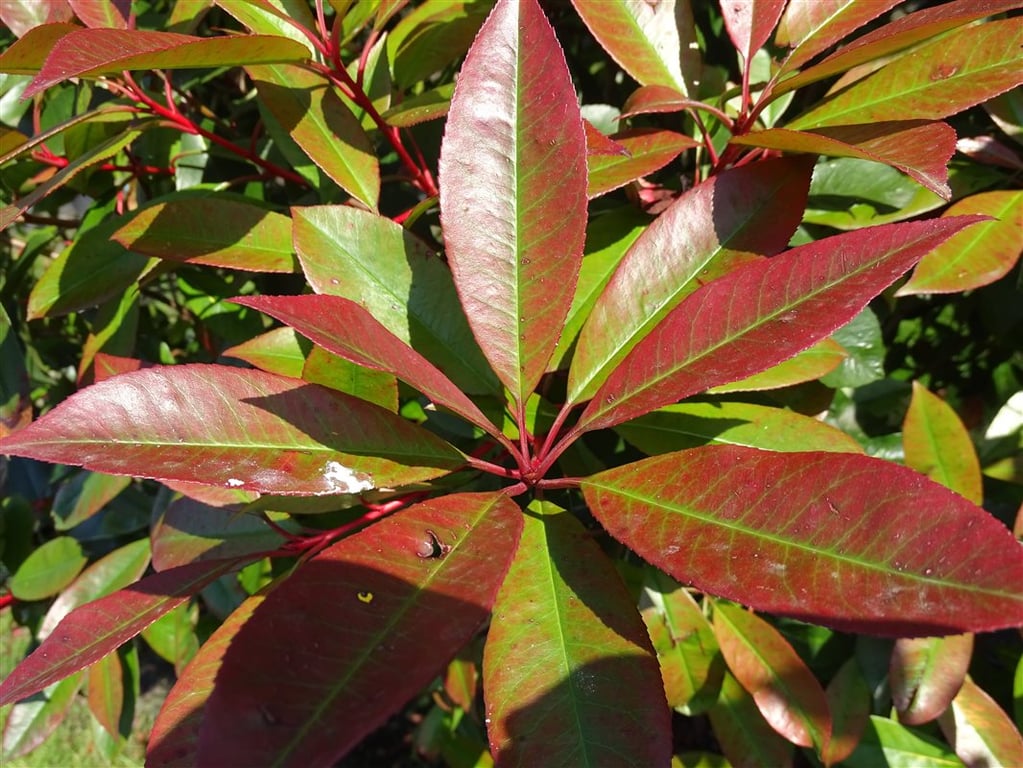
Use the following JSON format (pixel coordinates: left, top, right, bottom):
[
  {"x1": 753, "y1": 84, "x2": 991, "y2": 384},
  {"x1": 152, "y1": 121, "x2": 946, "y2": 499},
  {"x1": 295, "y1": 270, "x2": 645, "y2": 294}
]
[{"x1": 0, "y1": 593, "x2": 15, "y2": 611}]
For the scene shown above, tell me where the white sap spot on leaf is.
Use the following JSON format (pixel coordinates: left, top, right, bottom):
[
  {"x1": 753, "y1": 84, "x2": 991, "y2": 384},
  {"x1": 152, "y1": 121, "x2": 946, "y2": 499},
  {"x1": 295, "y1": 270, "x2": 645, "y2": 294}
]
[
  {"x1": 664, "y1": 545, "x2": 680, "y2": 555},
  {"x1": 226, "y1": 478, "x2": 244, "y2": 488},
  {"x1": 323, "y1": 461, "x2": 374, "y2": 494}
]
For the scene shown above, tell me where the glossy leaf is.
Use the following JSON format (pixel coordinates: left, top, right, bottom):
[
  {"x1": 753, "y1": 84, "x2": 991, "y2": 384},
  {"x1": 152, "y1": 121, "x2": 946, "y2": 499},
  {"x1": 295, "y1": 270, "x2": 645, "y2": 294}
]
[
  {"x1": 1, "y1": 674, "x2": 84, "y2": 760},
  {"x1": 639, "y1": 568, "x2": 724, "y2": 715},
  {"x1": 86, "y1": 649, "x2": 125, "y2": 740},
  {"x1": 709, "y1": 670, "x2": 795, "y2": 768},
  {"x1": 898, "y1": 190, "x2": 1023, "y2": 295},
  {"x1": 68, "y1": 0, "x2": 129, "y2": 29},
  {"x1": 381, "y1": 83, "x2": 454, "y2": 126},
  {"x1": 113, "y1": 198, "x2": 298, "y2": 273},
  {"x1": 9, "y1": 536, "x2": 87, "y2": 601},
  {"x1": 841, "y1": 716, "x2": 964, "y2": 767},
  {"x1": 616, "y1": 400, "x2": 862, "y2": 456},
  {"x1": 0, "y1": 558, "x2": 249, "y2": 706},
  {"x1": 569, "y1": 156, "x2": 815, "y2": 405},
  {"x1": 587, "y1": 128, "x2": 697, "y2": 198},
  {"x1": 890, "y1": 635, "x2": 973, "y2": 726},
  {"x1": 386, "y1": 0, "x2": 491, "y2": 90},
  {"x1": 195, "y1": 492, "x2": 522, "y2": 767},
  {"x1": 774, "y1": 0, "x2": 901, "y2": 75},
  {"x1": 25, "y1": 29, "x2": 309, "y2": 97},
  {"x1": 721, "y1": 0, "x2": 786, "y2": 63},
  {"x1": 235, "y1": 294, "x2": 501, "y2": 440},
  {"x1": 707, "y1": 337, "x2": 847, "y2": 393},
  {"x1": 223, "y1": 327, "x2": 307, "y2": 379},
  {"x1": 215, "y1": 0, "x2": 318, "y2": 56},
  {"x1": 582, "y1": 445, "x2": 1023, "y2": 635},
  {"x1": 52, "y1": 471, "x2": 132, "y2": 530},
  {"x1": 791, "y1": 21, "x2": 1023, "y2": 129},
  {"x1": 938, "y1": 675, "x2": 1023, "y2": 768},
  {"x1": 438, "y1": 0, "x2": 587, "y2": 404},
  {"x1": 140, "y1": 601, "x2": 199, "y2": 675},
  {"x1": 903, "y1": 382, "x2": 983, "y2": 504},
  {"x1": 576, "y1": 217, "x2": 981, "y2": 434},
  {"x1": 0, "y1": 22, "x2": 79, "y2": 74},
  {"x1": 0, "y1": 365, "x2": 464, "y2": 495},
  {"x1": 248, "y1": 63, "x2": 378, "y2": 208},
  {"x1": 713, "y1": 600, "x2": 831, "y2": 751},
  {"x1": 730, "y1": 122, "x2": 956, "y2": 199},
  {"x1": 300, "y1": 345, "x2": 398, "y2": 411},
  {"x1": 571, "y1": 0, "x2": 698, "y2": 96},
  {"x1": 483, "y1": 501, "x2": 670, "y2": 767},
  {"x1": 823, "y1": 658, "x2": 872, "y2": 766},
  {"x1": 292, "y1": 205, "x2": 499, "y2": 395}
]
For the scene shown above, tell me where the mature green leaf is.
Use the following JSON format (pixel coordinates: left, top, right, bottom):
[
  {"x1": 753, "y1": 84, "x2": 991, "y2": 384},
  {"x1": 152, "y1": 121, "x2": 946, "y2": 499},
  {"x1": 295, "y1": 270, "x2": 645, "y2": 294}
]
[
  {"x1": 571, "y1": 0, "x2": 699, "y2": 96},
  {"x1": 248, "y1": 64, "x2": 378, "y2": 208},
  {"x1": 386, "y1": 0, "x2": 491, "y2": 89},
  {"x1": 483, "y1": 501, "x2": 670, "y2": 767},
  {"x1": 938, "y1": 675, "x2": 1023, "y2": 768},
  {"x1": 381, "y1": 83, "x2": 454, "y2": 126},
  {"x1": 140, "y1": 601, "x2": 199, "y2": 675},
  {"x1": 616, "y1": 400, "x2": 862, "y2": 456},
  {"x1": 215, "y1": 0, "x2": 318, "y2": 56},
  {"x1": 569, "y1": 156, "x2": 815, "y2": 406},
  {"x1": 709, "y1": 671, "x2": 795, "y2": 768},
  {"x1": 0, "y1": 365, "x2": 464, "y2": 495},
  {"x1": 113, "y1": 198, "x2": 298, "y2": 273},
  {"x1": 819, "y1": 308, "x2": 885, "y2": 389},
  {"x1": 774, "y1": 0, "x2": 900, "y2": 75},
  {"x1": 235, "y1": 294, "x2": 502, "y2": 440},
  {"x1": 823, "y1": 658, "x2": 872, "y2": 766},
  {"x1": 52, "y1": 471, "x2": 132, "y2": 531},
  {"x1": 0, "y1": 22, "x2": 79, "y2": 74},
  {"x1": 0, "y1": 302, "x2": 30, "y2": 439},
  {"x1": 730, "y1": 122, "x2": 956, "y2": 199},
  {"x1": 587, "y1": 128, "x2": 697, "y2": 198},
  {"x1": 300, "y1": 346, "x2": 398, "y2": 411},
  {"x1": 0, "y1": 558, "x2": 249, "y2": 706},
  {"x1": 712, "y1": 600, "x2": 831, "y2": 751},
  {"x1": 898, "y1": 190, "x2": 1023, "y2": 295},
  {"x1": 24, "y1": 29, "x2": 309, "y2": 97},
  {"x1": 842, "y1": 716, "x2": 964, "y2": 767},
  {"x1": 576, "y1": 217, "x2": 980, "y2": 434},
  {"x1": 707, "y1": 337, "x2": 846, "y2": 393},
  {"x1": 8, "y1": 536, "x2": 88, "y2": 601},
  {"x1": 195, "y1": 493, "x2": 521, "y2": 767},
  {"x1": 223, "y1": 327, "x2": 307, "y2": 379},
  {"x1": 790, "y1": 20, "x2": 1023, "y2": 129},
  {"x1": 721, "y1": 0, "x2": 786, "y2": 63},
  {"x1": 890, "y1": 635, "x2": 973, "y2": 726},
  {"x1": 1, "y1": 674, "x2": 84, "y2": 760},
  {"x1": 439, "y1": 0, "x2": 587, "y2": 405},
  {"x1": 292, "y1": 205, "x2": 499, "y2": 395},
  {"x1": 903, "y1": 382, "x2": 982, "y2": 504},
  {"x1": 582, "y1": 445, "x2": 1023, "y2": 635}
]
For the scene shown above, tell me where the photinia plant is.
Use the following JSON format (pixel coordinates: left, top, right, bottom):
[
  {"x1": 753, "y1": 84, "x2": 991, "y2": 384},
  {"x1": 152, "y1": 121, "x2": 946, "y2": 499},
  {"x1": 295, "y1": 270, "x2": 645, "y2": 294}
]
[{"x1": 1, "y1": 0, "x2": 1022, "y2": 765}]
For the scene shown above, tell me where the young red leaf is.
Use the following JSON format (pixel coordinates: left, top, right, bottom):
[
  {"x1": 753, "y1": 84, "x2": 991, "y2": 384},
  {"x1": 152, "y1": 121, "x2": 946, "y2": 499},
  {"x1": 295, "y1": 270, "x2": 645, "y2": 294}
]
[
  {"x1": 582, "y1": 445, "x2": 1023, "y2": 636},
  {"x1": 24, "y1": 29, "x2": 309, "y2": 97},
  {"x1": 775, "y1": 0, "x2": 901, "y2": 76},
  {"x1": 938, "y1": 675, "x2": 1023, "y2": 767},
  {"x1": 709, "y1": 671, "x2": 795, "y2": 768},
  {"x1": 576, "y1": 217, "x2": 982, "y2": 434},
  {"x1": 730, "y1": 121, "x2": 957, "y2": 200},
  {"x1": 438, "y1": 0, "x2": 587, "y2": 405},
  {"x1": 569, "y1": 156, "x2": 815, "y2": 405},
  {"x1": 0, "y1": 558, "x2": 249, "y2": 707},
  {"x1": 195, "y1": 492, "x2": 522, "y2": 767},
  {"x1": 890, "y1": 635, "x2": 973, "y2": 726},
  {"x1": 0, "y1": 365, "x2": 463, "y2": 495},
  {"x1": 584, "y1": 119, "x2": 630, "y2": 158},
  {"x1": 621, "y1": 84, "x2": 705, "y2": 119},
  {"x1": 712, "y1": 600, "x2": 832, "y2": 751},
  {"x1": 721, "y1": 0, "x2": 787, "y2": 63},
  {"x1": 587, "y1": 128, "x2": 697, "y2": 199},
  {"x1": 483, "y1": 501, "x2": 670, "y2": 767},
  {"x1": 234, "y1": 294, "x2": 502, "y2": 442}
]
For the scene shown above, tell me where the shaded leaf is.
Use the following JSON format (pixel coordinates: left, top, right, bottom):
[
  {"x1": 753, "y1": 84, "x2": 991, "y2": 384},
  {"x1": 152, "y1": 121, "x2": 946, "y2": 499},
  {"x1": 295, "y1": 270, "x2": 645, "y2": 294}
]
[
  {"x1": 386, "y1": 0, "x2": 491, "y2": 89},
  {"x1": 588, "y1": 128, "x2": 697, "y2": 198},
  {"x1": 898, "y1": 190, "x2": 1023, "y2": 295},
  {"x1": 569, "y1": 156, "x2": 815, "y2": 405},
  {"x1": 223, "y1": 327, "x2": 307, "y2": 379},
  {"x1": 891, "y1": 635, "x2": 973, "y2": 726},
  {"x1": 841, "y1": 715, "x2": 964, "y2": 767},
  {"x1": 938, "y1": 675, "x2": 1023, "y2": 768},
  {"x1": 0, "y1": 558, "x2": 249, "y2": 706},
  {"x1": 300, "y1": 345, "x2": 398, "y2": 411},
  {"x1": 438, "y1": 0, "x2": 587, "y2": 404},
  {"x1": 25, "y1": 29, "x2": 309, "y2": 97},
  {"x1": 823, "y1": 658, "x2": 872, "y2": 766},
  {"x1": 582, "y1": 445, "x2": 1023, "y2": 635},
  {"x1": 113, "y1": 198, "x2": 298, "y2": 273},
  {"x1": 381, "y1": 83, "x2": 454, "y2": 126},
  {"x1": 708, "y1": 337, "x2": 847, "y2": 393},
  {"x1": 0, "y1": 302, "x2": 30, "y2": 439},
  {"x1": 709, "y1": 670, "x2": 795, "y2": 768},
  {"x1": 86, "y1": 648, "x2": 125, "y2": 740},
  {"x1": 775, "y1": 0, "x2": 901, "y2": 75},
  {"x1": 140, "y1": 601, "x2": 199, "y2": 676},
  {"x1": 1, "y1": 674, "x2": 84, "y2": 760},
  {"x1": 52, "y1": 471, "x2": 132, "y2": 530},
  {"x1": 9, "y1": 536, "x2": 87, "y2": 601},
  {"x1": 577, "y1": 217, "x2": 980, "y2": 434},
  {"x1": 248, "y1": 63, "x2": 378, "y2": 208},
  {"x1": 483, "y1": 501, "x2": 670, "y2": 767},
  {"x1": 903, "y1": 382, "x2": 982, "y2": 504},
  {"x1": 0, "y1": 365, "x2": 463, "y2": 495},
  {"x1": 195, "y1": 492, "x2": 521, "y2": 767}
]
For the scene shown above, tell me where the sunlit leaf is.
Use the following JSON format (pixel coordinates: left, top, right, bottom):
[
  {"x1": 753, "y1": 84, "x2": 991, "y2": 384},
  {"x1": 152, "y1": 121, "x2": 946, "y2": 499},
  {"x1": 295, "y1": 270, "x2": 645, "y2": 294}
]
[
  {"x1": 707, "y1": 337, "x2": 847, "y2": 393},
  {"x1": 709, "y1": 671, "x2": 795, "y2": 767},
  {"x1": 1, "y1": 674, "x2": 83, "y2": 760},
  {"x1": 51, "y1": 471, "x2": 132, "y2": 531},
  {"x1": 841, "y1": 715, "x2": 964, "y2": 767},
  {"x1": 890, "y1": 635, "x2": 973, "y2": 725},
  {"x1": 9, "y1": 536, "x2": 88, "y2": 602},
  {"x1": 587, "y1": 128, "x2": 697, "y2": 198},
  {"x1": 721, "y1": 0, "x2": 786, "y2": 63},
  {"x1": 0, "y1": 22, "x2": 79, "y2": 74},
  {"x1": 774, "y1": 0, "x2": 900, "y2": 75},
  {"x1": 68, "y1": 0, "x2": 129, "y2": 29},
  {"x1": 823, "y1": 658, "x2": 872, "y2": 766},
  {"x1": 938, "y1": 675, "x2": 1023, "y2": 768}
]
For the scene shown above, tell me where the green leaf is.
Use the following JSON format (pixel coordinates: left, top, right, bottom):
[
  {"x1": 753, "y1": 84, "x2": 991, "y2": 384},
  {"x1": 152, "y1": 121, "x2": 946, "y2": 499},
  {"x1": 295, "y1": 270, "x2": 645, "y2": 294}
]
[
  {"x1": 582, "y1": 445, "x2": 1023, "y2": 635},
  {"x1": 890, "y1": 634, "x2": 973, "y2": 725},
  {"x1": 841, "y1": 716, "x2": 965, "y2": 767},
  {"x1": 903, "y1": 382, "x2": 983, "y2": 504},
  {"x1": 0, "y1": 365, "x2": 464, "y2": 495},
  {"x1": 708, "y1": 671, "x2": 795, "y2": 768},
  {"x1": 113, "y1": 198, "x2": 298, "y2": 273},
  {"x1": 938, "y1": 675, "x2": 1023, "y2": 768},
  {"x1": 9, "y1": 536, "x2": 88, "y2": 601},
  {"x1": 790, "y1": 20, "x2": 1023, "y2": 129},
  {"x1": 483, "y1": 501, "x2": 670, "y2": 766},
  {"x1": 248, "y1": 63, "x2": 379, "y2": 208},
  {"x1": 381, "y1": 83, "x2": 454, "y2": 127},
  {"x1": 712, "y1": 600, "x2": 831, "y2": 751},
  {"x1": 438, "y1": 0, "x2": 588, "y2": 405},
  {"x1": 819, "y1": 308, "x2": 885, "y2": 389},
  {"x1": 615, "y1": 400, "x2": 862, "y2": 456},
  {"x1": 823, "y1": 658, "x2": 872, "y2": 766},
  {"x1": 1, "y1": 674, "x2": 84, "y2": 760},
  {"x1": 194, "y1": 492, "x2": 521, "y2": 767},
  {"x1": 223, "y1": 327, "x2": 308, "y2": 379},
  {"x1": 707, "y1": 337, "x2": 847, "y2": 394},
  {"x1": 0, "y1": 23, "x2": 79, "y2": 75},
  {"x1": 86, "y1": 649, "x2": 125, "y2": 740},
  {"x1": 301, "y1": 346, "x2": 398, "y2": 412},
  {"x1": 215, "y1": 0, "x2": 318, "y2": 56},
  {"x1": 386, "y1": 0, "x2": 491, "y2": 89},
  {"x1": 898, "y1": 190, "x2": 1023, "y2": 295},
  {"x1": 292, "y1": 205, "x2": 499, "y2": 395},
  {"x1": 0, "y1": 302, "x2": 30, "y2": 438},
  {"x1": 51, "y1": 471, "x2": 132, "y2": 531},
  {"x1": 587, "y1": 128, "x2": 697, "y2": 199},
  {"x1": 140, "y1": 601, "x2": 199, "y2": 675}
]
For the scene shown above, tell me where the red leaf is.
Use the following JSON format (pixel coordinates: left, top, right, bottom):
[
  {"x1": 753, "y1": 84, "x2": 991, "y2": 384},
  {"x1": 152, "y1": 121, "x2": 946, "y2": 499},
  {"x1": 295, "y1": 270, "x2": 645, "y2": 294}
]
[
  {"x1": 584, "y1": 119, "x2": 629, "y2": 157},
  {"x1": 588, "y1": 128, "x2": 697, "y2": 199},
  {"x1": 67, "y1": 0, "x2": 129, "y2": 29},
  {"x1": 721, "y1": 0, "x2": 787, "y2": 63},
  {"x1": 439, "y1": 0, "x2": 587, "y2": 405},
  {"x1": 0, "y1": 364, "x2": 463, "y2": 495},
  {"x1": 194, "y1": 492, "x2": 522, "y2": 767},
  {"x1": 890, "y1": 635, "x2": 973, "y2": 725},
  {"x1": 0, "y1": 22, "x2": 79, "y2": 74},
  {"x1": 582, "y1": 445, "x2": 1023, "y2": 636},
  {"x1": 0, "y1": 558, "x2": 248, "y2": 706},
  {"x1": 577, "y1": 217, "x2": 982, "y2": 433},
  {"x1": 775, "y1": 0, "x2": 901, "y2": 75}
]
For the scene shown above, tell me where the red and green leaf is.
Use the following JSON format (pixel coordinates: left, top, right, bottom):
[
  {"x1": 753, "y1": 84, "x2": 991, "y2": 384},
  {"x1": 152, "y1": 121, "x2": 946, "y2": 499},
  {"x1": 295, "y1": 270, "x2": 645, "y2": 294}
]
[
  {"x1": 890, "y1": 634, "x2": 973, "y2": 725},
  {"x1": 587, "y1": 128, "x2": 697, "y2": 199},
  {"x1": 438, "y1": 0, "x2": 587, "y2": 405},
  {"x1": 709, "y1": 671, "x2": 795, "y2": 768},
  {"x1": 721, "y1": 0, "x2": 787, "y2": 64},
  {"x1": 483, "y1": 501, "x2": 670, "y2": 767},
  {"x1": 707, "y1": 337, "x2": 847, "y2": 394},
  {"x1": 582, "y1": 445, "x2": 1023, "y2": 635},
  {"x1": 823, "y1": 658, "x2": 872, "y2": 766},
  {"x1": 938, "y1": 676, "x2": 1023, "y2": 767}
]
